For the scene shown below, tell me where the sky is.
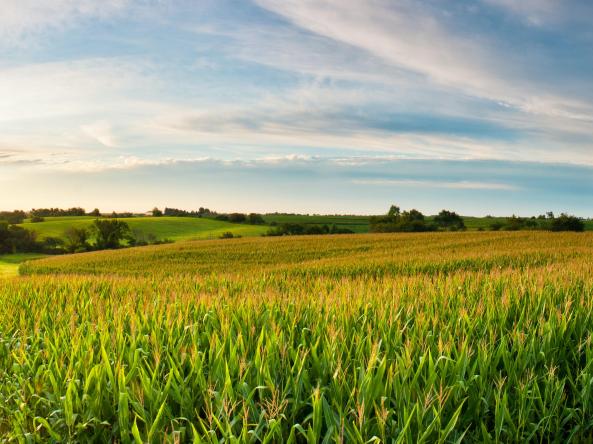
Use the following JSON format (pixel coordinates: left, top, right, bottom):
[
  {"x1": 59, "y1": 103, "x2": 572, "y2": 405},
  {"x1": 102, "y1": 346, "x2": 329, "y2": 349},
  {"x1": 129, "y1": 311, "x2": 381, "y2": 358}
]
[{"x1": 1, "y1": 0, "x2": 592, "y2": 215}]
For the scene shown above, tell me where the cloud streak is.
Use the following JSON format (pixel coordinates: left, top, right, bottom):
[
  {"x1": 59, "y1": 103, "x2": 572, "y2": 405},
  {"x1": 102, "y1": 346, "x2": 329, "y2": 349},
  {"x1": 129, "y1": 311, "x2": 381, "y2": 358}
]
[
  {"x1": 0, "y1": 0, "x2": 129, "y2": 47},
  {"x1": 352, "y1": 179, "x2": 519, "y2": 191}
]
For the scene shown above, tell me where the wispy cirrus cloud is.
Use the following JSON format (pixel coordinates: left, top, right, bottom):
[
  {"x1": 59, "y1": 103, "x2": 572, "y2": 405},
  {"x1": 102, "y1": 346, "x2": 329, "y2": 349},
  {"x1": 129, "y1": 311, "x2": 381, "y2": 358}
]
[
  {"x1": 352, "y1": 179, "x2": 519, "y2": 191},
  {"x1": 0, "y1": 0, "x2": 129, "y2": 47},
  {"x1": 253, "y1": 0, "x2": 593, "y2": 123}
]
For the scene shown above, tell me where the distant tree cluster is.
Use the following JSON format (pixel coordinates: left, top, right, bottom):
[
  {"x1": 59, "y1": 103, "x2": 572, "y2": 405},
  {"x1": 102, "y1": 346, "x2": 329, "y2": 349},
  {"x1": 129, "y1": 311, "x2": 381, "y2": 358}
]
[
  {"x1": 107, "y1": 211, "x2": 135, "y2": 218},
  {"x1": 0, "y1": 222, "x2": 38, "y2": 254},
  {"x1": 162, "y1": 207, "x2": 215, "y2": 217},
  {"x1": 489, "y1": 213, "x2": 584, "y2": 232},
  {"x1": 216, "y1": 213, "x2": 266, "y2": 225},
  {"x1": 550, "y1": 214, "x2": 585, "y2": 232},
  {"x1": 434, "y1": 210, "x2": 466, "y2": 231},
  {"x1": 370, "y1": 206, "x2": 439, "y2": 232},
  {"x1": 0, "y1": 210, "x2": 27, "y2": 224},
  {"x1": 265, "y1": 223, "x2": 354, "y2": 236},
  {"x1": 31, "y1": 207, "x2": 86, "y2": 217}
]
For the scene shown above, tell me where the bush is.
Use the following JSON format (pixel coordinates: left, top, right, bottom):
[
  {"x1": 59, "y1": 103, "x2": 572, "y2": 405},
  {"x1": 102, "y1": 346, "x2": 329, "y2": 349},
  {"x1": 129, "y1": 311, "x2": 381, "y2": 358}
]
[
  {"x1": 434, "y1": 210, "x2": 465, "y2": 231},
  {"x1": 490, "y1": 222, "x2": 504, "y2": 231},
  {"x1": 63, "y1": 227, "x2": 90, "y2": 253},
  {"x1": 30, "y1": 216, "x2": 45, "y2": 223},
  {"x1": 247, "y1": 213, "x2": 265, "y2": 225},
  {"x1": 266, "y1": 223, "x2": 353, "y2": 237},
  {"x1": 0, "y1": 211, "x2": 26, "y2": 224},
  {"x1": 152, "y1": 207, "x2": 163, "y2": 217},
  {"x1": 41, "y1": 237, "x2": 64, "y2": 254},
  {"x1": 550, "y1": 214, "x2": 585, "y2": 232},
  {"x1": 0, "y1": 222, "x2": 38, "y2": 254},
  {"x1": 370, "y1": 207, "x2": 436, "y2": 233},
  {"x1": 228, "y1": 213, "x2": 247, "y2": 223},
  {"x1": 219, "y1": 232, "x2": 235, "y2": 239},
  {"x1": 504, "y1": 216, "x2": 537, "y2": 231}
]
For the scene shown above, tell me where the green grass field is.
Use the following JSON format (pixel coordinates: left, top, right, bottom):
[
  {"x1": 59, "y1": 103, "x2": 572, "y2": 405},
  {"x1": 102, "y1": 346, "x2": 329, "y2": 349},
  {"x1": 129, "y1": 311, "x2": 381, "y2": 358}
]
[
  {"x1": 0, "y1": 253, "x2": 47, "y2": 278},
  {"x1": 263, "y1": 214, "x2": 371, "y2": 233},
  {"x1": 3, "y1": 232, "x2": 593, "y2": 441},
  {"x1": 21, "y1": 216, "x2": 268, "y2": 241}
]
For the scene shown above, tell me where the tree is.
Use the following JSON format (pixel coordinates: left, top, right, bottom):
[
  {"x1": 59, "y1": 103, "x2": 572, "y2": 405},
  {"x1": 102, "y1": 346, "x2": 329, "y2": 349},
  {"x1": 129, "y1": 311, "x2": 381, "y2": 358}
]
[
  {"x1": 550, "y1": 214, "x2": 584, "y2": 232},
  {"x1": 228, "y1": 213, "x2": 247, "y2": 223},
  {"x1": 90, "y1": 208, "x2": 101, "y2": 217},
  {"x1": 152, "y1": 207, "x2": 163, "y2": 217},
  {"x1": 63, "y1": 227, "x2": 90, "y2": 253},
  {"x1": 388, "y1": 205, "x2": 401, "y2": 217},
  {"x1": 247, "y1": 213, "x2": 265, "y2": 225},
  {"x1": 370, "y1": 207, "x2": 436, "y2": 232},
  {"x1": 434, "y1": 210, "x2": 465, "y2": 231},
  {"x1": 0, "y1": 210, "x2": 26, "y2": 224},
  {"x1": 403, "y1": 209, "x2": 425, "y2": 222},
  {"x1": 0, "y1": 222, "x2": 37, "y2": 254},
  {"x1": 91, "y1": 219, "x2": 130, "y2": 249}
]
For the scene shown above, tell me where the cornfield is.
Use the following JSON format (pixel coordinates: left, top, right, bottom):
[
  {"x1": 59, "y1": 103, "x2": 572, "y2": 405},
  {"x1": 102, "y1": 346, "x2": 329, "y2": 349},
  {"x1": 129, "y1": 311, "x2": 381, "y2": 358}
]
[{"x1": 2, "y1": 232, "x2": 593, "y2": 442}]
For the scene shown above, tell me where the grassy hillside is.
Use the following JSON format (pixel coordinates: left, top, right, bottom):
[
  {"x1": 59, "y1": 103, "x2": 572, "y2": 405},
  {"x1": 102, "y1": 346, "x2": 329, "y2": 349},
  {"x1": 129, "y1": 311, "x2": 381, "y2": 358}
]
[{"x1": 21, "y1": 216, "x2": 268, "y2": 241}]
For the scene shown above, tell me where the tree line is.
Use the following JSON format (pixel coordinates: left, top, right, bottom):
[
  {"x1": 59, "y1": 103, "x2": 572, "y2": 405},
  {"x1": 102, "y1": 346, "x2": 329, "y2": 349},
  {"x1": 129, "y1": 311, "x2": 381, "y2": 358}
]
[
  {"x1": 370, "y1": 206, "x2": 466, "y2": 232},
  {"x1": 370, "y1": 206, "x2": 585, "y2": 233}
]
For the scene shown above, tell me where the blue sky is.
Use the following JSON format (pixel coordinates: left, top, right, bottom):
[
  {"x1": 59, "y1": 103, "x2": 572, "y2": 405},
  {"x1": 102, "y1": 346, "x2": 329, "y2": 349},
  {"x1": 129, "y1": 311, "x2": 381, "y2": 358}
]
[{"x1": 1, "y1": 0, "x2": 592, "y2": 215}]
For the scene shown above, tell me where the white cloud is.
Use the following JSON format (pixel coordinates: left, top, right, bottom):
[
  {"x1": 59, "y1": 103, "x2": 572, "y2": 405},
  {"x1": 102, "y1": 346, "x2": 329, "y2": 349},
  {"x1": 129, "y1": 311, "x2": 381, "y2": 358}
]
[
  {"x1": 254, "y1": 0, "x2": 593, "y2": 123},
  {"x1": 352, "y1": 178, "x2": 519, "y2": 191},
  {"x1": 0, "y1": 0, "x2": 129, "y2": 46},
  {"x1": 80, "y1": 121, "x2": 118, "y2": 148}
]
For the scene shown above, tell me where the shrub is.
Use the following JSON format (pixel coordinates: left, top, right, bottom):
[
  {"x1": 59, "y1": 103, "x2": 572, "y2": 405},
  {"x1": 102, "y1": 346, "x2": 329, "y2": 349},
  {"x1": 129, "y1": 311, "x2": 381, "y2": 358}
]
[
  {"x1": 63, "y1": 227, "x2": 90, "y2": 253},
  {"x1": 247, "y1": 213, "x2": 265, "y2": 225},
  {"x1": 434, "y1": 210, "x2": 465, "y2": 231},
  {"x1": 550, "y1": 214, "x2": 585, "y2": 232},
  {"x1": 228, "y1": 213, "x2": 247, "y2": 223}
]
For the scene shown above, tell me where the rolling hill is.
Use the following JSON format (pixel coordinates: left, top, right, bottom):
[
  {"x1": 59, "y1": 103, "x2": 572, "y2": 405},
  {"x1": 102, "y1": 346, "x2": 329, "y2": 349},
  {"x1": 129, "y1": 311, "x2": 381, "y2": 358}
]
[{"x1": 20, "y1": 216, "x2": 268, "y2": 242}]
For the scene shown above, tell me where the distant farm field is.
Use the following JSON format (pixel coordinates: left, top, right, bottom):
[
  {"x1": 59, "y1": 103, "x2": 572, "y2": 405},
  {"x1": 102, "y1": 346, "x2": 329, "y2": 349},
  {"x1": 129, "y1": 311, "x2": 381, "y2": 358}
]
[
  {"x1": 3, "y1": 232, "x2": 593, "y2": 441},
  {"x1": 20, "y1": 216, "x2": 268, "y2": 241},
  {"x1": 263, "y1": 214, "x2": 371, "y2": 232}
]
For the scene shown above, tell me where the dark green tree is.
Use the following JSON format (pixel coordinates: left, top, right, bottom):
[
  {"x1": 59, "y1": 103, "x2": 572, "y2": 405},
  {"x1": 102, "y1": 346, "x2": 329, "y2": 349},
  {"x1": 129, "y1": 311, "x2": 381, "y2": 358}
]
[
  {"x1": 550, "y1": 214, "x2": 584, "y2": 232},
  {"x1": 388, "y1": 205, "x2": 401, "y2": 218},
  {"x1": 152, "y1": 207, "x2": 163, "y2": 217},
  {"x1": 63, "y1": 227, "x2": 90, "y2": 253},
  {"x1": 92, "y1": 219, "x2": 130, "y2": 249},
  {"x1": 434, "y1": 210, "x2": 465, "y2": 231}
]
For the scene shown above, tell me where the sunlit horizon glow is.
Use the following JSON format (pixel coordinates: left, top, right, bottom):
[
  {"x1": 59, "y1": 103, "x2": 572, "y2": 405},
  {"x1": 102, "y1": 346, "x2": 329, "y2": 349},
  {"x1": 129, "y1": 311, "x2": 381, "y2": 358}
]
[{"x1": 2, "y1": 0, "x2": 592, "y2": 215}]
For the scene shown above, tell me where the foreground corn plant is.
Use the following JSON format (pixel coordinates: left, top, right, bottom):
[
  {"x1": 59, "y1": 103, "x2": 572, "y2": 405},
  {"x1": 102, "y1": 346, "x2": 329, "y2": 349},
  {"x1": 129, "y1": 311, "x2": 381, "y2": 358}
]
[{"x1": 2, "y1": 232, "x2": 593, "y2": 442}]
